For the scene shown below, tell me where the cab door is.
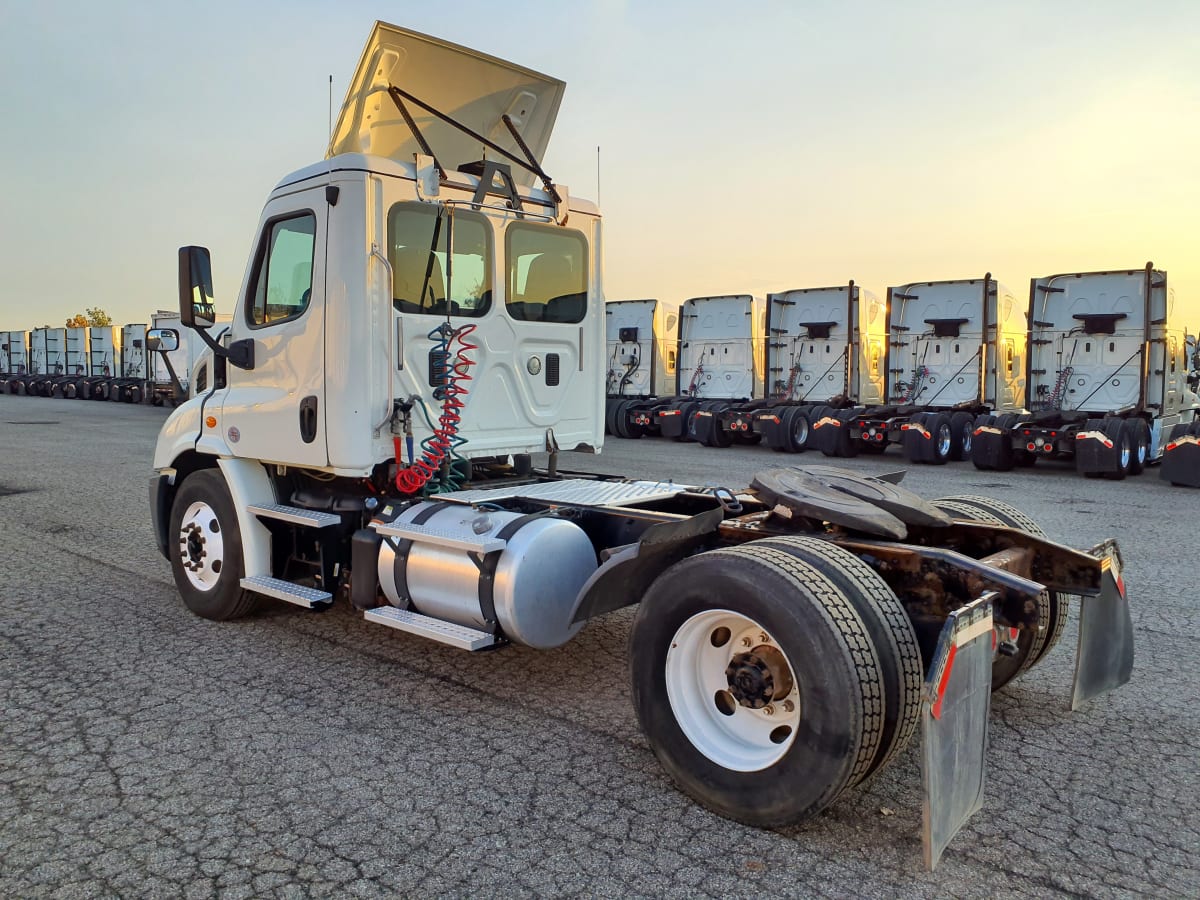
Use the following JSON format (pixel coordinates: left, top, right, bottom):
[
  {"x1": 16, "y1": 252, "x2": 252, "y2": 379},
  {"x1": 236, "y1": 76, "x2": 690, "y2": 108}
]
[{"x1": 221, "y1": 187, "x2": 327, "y2": 466}]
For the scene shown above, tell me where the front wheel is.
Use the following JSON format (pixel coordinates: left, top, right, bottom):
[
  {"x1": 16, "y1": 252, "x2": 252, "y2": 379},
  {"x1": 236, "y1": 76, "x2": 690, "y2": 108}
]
[
  {"x1": 630, "y1": 545, "x2": 883, "y2": 826},
  {"x1": 168, "y1": 469, "x2": 258, "y2": 621}
]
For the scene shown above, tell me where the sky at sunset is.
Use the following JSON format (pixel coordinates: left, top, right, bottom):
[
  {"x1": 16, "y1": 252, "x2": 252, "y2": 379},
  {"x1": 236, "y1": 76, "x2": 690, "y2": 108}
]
[{"x1": 2, "y1": 0, "x2": 1197, "y2": 330}]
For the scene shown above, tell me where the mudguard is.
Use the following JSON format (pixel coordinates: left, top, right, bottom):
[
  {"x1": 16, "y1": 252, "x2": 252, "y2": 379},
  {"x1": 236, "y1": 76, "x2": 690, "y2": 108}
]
[
  {"x1": 1160, "y1": 429, "x2": 1200, "y2": 487},
  {"x1": 1073, "y1": 539, "x2": 1134, "y2": 710},
  {"x1": 1074, "y1": 429, "x2": 1118, "y2": 475},
  {"x1": 921, "y1": 594, "x2": 994, "y2": 871}
]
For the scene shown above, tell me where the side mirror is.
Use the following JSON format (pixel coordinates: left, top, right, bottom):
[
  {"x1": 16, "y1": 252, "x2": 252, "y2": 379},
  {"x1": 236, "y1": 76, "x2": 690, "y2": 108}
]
[
  {"x1": 178, "y1": 246, "x2": 216, "y2": 328},
  {"x1": 146, "y1": 328, "x2": 179, "y2": 353}
]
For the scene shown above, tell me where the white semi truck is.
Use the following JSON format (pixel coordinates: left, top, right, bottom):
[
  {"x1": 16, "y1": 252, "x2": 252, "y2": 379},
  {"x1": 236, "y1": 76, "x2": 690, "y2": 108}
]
[
  {"x1": 745, "y1": 282, "x2": 887, "y2": 453},
  {"x1": 624, "y1": 294, "x2": 764, "y2": 443},
  {"x1": 814, "y1": 276, "x2": 1027, "y2": 463},
  {"x1": 972, "y1": 264, "x2": 1199, "y2": 478},
  {"x1": 604, "y1": 299, "x2": 677, "y2": 438},
  {"x1": 149, "y1": 21, "x2": 1133, "y2": 868},
  {"x1": 0, "y1": 331, "x2": 30, "y2": 387}
]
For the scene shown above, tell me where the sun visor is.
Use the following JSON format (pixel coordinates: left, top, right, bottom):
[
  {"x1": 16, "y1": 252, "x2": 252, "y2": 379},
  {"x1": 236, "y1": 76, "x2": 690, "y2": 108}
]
[{"x1": 328, "y1": 21, "x2": 566, "y2": 186}]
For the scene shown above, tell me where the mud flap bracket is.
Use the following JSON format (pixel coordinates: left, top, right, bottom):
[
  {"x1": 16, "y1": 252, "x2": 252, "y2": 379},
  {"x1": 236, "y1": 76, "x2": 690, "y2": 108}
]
[{"x1": 921, "y1": 593, "x2": 994, "y2": 871}]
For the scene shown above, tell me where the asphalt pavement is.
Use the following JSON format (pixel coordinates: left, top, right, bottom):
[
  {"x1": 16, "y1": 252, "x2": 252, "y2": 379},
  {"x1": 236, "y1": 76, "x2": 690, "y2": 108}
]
[{"x1": 1, "y1": 394, "x2": 1196, "y2": 897}]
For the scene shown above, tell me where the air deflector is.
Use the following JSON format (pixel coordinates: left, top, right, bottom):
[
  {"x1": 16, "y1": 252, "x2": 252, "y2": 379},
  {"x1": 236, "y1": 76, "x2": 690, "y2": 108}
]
[{"x1": 328, "y1": 21, "x2": 565, "y2": 188}]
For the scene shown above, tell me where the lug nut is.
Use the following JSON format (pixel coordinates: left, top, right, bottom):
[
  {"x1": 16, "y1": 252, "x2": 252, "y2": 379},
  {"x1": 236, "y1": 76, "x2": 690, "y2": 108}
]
[
  {"x1": 763, "y1": 705, "x2": 775, "y2": 716},
  {"x1": 741, "y1": 637, "x2": 753, "y2": 647},
  {"x1": 782, "y1": 700, "x2": 795, "y2": 713},
  {"x1": 759, "y1": 632, "x2": 770, "y2": 644}
]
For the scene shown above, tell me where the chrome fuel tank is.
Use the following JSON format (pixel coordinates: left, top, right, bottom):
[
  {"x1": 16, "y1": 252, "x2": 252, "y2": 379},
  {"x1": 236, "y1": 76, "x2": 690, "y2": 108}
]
[{"x1": 377, "y1": 502, "x2": 597, "y2": 648}]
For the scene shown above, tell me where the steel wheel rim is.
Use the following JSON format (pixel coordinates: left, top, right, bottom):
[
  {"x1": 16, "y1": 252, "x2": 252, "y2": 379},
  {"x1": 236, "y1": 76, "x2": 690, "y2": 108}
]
[
  {"x1": 1119, "y1": 438, "x2": 1131, "y2": 469},
  {"x1": 937, "y1": 423, "x2": 953, "y2": 457},
  {"x1": 178, "y1": 500, "x2": 225, "y2": 591},
  {"x1": 793, "y1": 415, "x2": 809, "y2": 446},
  {"x1": 961, "y1": 428, "x2": 972, "y2": 455},
  {"x1": 1136, "y1": 435, "x2": 1147, "y2": 465},
  {"x1": 665, "y1": 608, "x2": 801, "y2": 771}
]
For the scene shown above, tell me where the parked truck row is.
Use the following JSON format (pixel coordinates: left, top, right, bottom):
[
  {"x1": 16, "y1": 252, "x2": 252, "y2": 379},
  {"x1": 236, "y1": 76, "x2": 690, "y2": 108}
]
[
  {"x1": 605, "y1": 268, "x2": 1200, "y2": 484},
  {"x1": 0, "y1": 312, "x2": 230, "y2": 407},
  {"x1": 141, "y1": 20, "x2": 1137, "y2": 872}
]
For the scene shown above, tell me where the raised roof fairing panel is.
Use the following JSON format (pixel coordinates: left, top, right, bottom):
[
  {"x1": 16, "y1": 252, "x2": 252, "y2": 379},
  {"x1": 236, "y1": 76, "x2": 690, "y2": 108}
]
[{"x1": 328, "y1": 21, "x2": 565, "y2": 187}]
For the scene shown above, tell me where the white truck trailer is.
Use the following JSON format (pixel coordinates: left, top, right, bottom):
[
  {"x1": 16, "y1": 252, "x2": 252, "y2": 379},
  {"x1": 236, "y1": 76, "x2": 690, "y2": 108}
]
[
  {"x1": 973, "y1": 264, "x2": 1199, "y2": 478},
  {"x1": 814, "y1": 276, "x2": 1027, "y2": 463},
  {"x1": 148, "y1": 21, "x2": 1133, "y2": 869}
]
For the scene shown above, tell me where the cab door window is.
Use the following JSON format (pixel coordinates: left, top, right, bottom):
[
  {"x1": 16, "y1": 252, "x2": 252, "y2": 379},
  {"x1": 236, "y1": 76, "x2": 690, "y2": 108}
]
[{"x1": 247, "y1": 213, "x2": 316, "y2": 327}]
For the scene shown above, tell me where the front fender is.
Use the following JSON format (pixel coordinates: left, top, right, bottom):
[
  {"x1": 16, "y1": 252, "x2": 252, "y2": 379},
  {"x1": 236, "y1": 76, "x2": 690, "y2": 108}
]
[{"x1": 152, "y1": 394, "x2": 230, "y2": 470}]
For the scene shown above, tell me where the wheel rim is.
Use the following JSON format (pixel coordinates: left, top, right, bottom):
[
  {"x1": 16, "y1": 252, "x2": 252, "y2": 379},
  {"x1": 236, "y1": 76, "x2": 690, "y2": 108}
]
[
  {"x1": 792, "y1": 415, "x2": 809, "y2": 446},
  {"x1": 937, "y1": 423, "x2": 953, "y2": 457},
  {"x1": 665, "y1": 609, "x2": 801, "y2": 771},
  {"x1": 177, "y1": 500, "x2": 226, "y2": 591},
  {"x1": 961, "y1": 428, "x2": 972, "y2": 456},
  {"x1": 1136, "y1": 436, "x2": 1147, "y2": 465},
  {"x1": 1119, "y1": 438, "x2": 1131, "y2": 469}
]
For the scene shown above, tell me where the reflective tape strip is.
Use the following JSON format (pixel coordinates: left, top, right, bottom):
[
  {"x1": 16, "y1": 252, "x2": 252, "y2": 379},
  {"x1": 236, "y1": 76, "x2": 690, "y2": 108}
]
[
  {"x1": 931, "y1": 645, "x2": 957, "y2": 720},
  {"x1": 956, "y1": 616, "x2": 993, "y2": 647},
  {"x1": 1075, "y1": 430, "x2": 1114, "y2": 449},
  {"x1": 902, "y1": 423, "x2": 932, "y2": 439}
]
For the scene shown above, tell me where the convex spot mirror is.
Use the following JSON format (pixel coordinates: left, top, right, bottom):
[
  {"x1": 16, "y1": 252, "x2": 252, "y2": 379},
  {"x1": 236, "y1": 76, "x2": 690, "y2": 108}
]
[
  {"x1": 146, "y1": 328, "x2": 179, "y2": 353},
  {"x1": 178, "y1": 245, "x2": 216, "y2": 328}
]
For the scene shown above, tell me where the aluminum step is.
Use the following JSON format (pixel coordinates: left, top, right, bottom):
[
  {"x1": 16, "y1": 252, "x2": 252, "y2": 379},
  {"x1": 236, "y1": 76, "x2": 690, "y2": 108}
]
[
  {"x1": 363, "y1": 606, "x2": 497, "y2": 651},
  {"x1": 372, "y1": 522, "x2": 506, "y2": 554},
  {"x1": 248, "y1": 503, "x2": 341, "y2": 528},
  {"x1": 240, "y1": 575, "x2": 332, "y2": 608}
]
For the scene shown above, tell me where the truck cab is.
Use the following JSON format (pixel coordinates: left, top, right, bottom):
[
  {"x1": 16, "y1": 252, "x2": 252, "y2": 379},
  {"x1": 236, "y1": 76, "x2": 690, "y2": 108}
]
[{"x1": 154, "y1": 22, "x2": 604, "y2": 485}]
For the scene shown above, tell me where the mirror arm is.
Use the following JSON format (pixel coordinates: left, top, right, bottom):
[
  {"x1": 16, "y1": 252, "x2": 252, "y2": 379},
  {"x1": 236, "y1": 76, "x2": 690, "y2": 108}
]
[{"x1": 189, "y1": 325, "x2": 255, "y2": 371}]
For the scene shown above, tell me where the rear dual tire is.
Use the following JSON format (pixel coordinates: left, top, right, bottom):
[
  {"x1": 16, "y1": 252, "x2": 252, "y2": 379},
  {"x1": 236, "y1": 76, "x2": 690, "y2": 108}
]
[
  {"x1": 631, "y1": 541, "x2": 919, "y2": 826},
  {"x1": 933, "y1": 495, "x2": 1071, "y2": 687}
]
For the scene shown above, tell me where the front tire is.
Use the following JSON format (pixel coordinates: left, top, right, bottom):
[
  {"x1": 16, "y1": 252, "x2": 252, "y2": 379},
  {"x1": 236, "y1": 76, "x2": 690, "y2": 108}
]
[
  {"x1": 168, "y1": 469, "x2": 258, "y2": 621},
  {"x1": 630, "y1": 545, "x2": 884, "y2": 826}
]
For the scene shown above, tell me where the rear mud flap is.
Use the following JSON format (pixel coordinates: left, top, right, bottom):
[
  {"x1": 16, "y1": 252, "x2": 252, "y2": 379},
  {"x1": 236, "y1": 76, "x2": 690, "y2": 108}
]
[
  {"x1": 1074, "y1": 431, "x2": 1117, "y2": 475},
  {"x1": 657, "y1": 409, "x2": 686, "y2": 439},
  {"x1": 1160, "y1": 434, "x2": 1200, "y2": 487},
  {"x1": 689, "y1": 410, "x2": 720, "y2": 444},
  {"x1": 921, "y1": 594, "x2": 994, "y2": 871},
  {"x1": 1073, "y1": 540, "x2": 1134, "y2": 710}
]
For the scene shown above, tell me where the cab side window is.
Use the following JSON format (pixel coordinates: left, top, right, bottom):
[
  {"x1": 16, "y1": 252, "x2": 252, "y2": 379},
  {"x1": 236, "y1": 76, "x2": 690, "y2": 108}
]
[{"x1": 247, "y1": 213, "x2": 316, "y2": 327}]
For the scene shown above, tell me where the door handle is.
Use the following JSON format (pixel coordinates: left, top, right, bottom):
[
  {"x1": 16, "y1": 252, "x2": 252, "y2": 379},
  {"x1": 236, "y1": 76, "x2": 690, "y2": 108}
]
[{"x1": 299, "y1": 395, "x2": 318, "y2": 443}]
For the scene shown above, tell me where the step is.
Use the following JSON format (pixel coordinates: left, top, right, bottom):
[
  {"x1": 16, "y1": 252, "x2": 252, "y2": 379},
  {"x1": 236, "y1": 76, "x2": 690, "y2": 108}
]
[
  {"x1": 363, "y1": 606, "x2": 497, "y2": 651},
  {"x1": 248, "y1": 503, "x2": 341, "y2": 528},
  {"x1": 240, "y1": 575, "x2": 332, "y2": 608},
  {"x1": 372, "y1": 522, "x2": 506, "y2": 554},
  {"x1": 247, "y1": 504, "x2": 343, "y2": 532}
]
